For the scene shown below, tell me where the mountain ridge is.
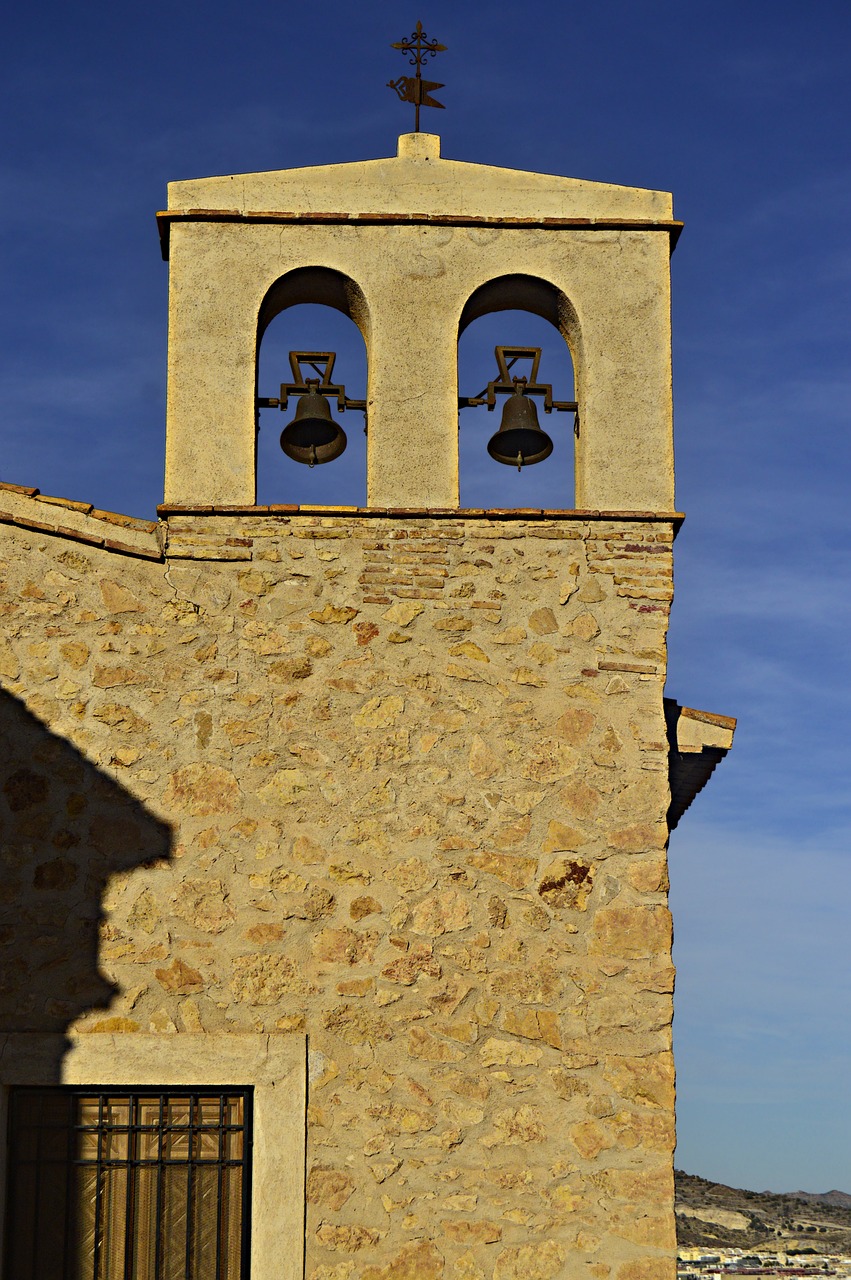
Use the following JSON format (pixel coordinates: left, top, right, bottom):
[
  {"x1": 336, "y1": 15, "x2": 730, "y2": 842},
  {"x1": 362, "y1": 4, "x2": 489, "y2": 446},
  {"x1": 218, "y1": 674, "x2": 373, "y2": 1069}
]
[
  {"x1": 676, "y1": 1171, "x2": 851, "y2": 1251},
  {"x1": 785, "y1": 1191, "x2": 851, "y2": 1210}
]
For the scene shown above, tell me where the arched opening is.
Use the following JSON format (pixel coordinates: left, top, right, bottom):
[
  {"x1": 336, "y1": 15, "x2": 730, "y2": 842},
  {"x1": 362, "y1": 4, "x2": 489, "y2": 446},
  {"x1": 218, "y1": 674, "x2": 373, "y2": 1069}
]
[
  {"x1": 256, "y1": 268, "x2": 370, "y2": 507},
  {"x1": 457, "y1": 275, "x2": 579, "y2": 510}
]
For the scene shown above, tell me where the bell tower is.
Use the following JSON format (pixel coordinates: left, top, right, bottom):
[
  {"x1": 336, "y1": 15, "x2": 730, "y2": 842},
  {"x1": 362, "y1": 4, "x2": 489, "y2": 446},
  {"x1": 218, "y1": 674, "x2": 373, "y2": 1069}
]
[
  {"x1": 159, "y1": 131, "x2": 676, "y2": 512},
  {"x1": 0, "y1": 127, "x2": 734, "y2": 1280},
  {"x1": 154, "y1": 135, "x2": 709, "y2": 1280}
]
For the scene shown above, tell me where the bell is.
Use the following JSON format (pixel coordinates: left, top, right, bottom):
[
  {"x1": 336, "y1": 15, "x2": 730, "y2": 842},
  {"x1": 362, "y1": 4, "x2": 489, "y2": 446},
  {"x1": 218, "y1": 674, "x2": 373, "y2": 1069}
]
[
  {"x1": 280, "y1": 387, "x2": 347, "y2": 467},
  {"x1": 487, "y1": 385, "x2": 553, "y2": 470}
]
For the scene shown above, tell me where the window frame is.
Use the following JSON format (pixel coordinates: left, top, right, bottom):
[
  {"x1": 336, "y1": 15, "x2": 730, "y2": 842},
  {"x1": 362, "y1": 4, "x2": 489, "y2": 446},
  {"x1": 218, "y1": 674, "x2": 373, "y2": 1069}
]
[
  {"x1": 6, "y1": 1084, "x2": 253, "y2": 1280},
  {"x1": 0, "y1": 1034, "x2": 306, "y2": 1280}
]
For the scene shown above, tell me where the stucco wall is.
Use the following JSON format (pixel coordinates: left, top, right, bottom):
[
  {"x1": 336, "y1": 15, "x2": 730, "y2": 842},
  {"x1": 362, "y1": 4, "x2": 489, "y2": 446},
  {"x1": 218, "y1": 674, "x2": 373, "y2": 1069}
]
[{"x1": 0, "y1": 505, "x2": 676, "y2": 1280}]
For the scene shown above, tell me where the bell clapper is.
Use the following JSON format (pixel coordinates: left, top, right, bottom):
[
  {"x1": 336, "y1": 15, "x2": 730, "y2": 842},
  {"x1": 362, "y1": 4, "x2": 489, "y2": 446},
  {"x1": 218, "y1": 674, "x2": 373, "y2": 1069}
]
[{"x1": 516, "y1": 452, "x2": 523, "y2": 472}]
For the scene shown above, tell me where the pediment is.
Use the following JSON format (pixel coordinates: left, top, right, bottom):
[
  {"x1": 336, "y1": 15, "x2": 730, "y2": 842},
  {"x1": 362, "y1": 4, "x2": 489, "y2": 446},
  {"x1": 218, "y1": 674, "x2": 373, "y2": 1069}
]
[{"x1": 167, "y1": 133, "x2": 673, "y2": 222}]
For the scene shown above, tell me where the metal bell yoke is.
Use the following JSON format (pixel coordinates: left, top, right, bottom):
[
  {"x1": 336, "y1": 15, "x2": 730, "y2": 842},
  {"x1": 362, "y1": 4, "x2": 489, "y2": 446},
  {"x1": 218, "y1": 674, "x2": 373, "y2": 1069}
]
[
  {"x1": 257, "y1": 351, "x2": 367, "y2": 468},
  {"x1": 459, "y1": 346, "x2": 578, "y2": 471}
]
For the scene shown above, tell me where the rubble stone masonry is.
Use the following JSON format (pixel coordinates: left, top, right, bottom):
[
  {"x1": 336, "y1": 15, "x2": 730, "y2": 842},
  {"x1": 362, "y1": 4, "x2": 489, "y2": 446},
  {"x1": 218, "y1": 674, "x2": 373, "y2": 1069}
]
[{"x1": 0, "y1": 497, "x2": 677, "y2": 1280}]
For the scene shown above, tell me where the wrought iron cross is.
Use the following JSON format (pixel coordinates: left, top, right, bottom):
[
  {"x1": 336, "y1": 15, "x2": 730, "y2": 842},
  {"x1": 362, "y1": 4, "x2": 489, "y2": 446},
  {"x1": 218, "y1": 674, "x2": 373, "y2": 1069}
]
[{"x1": 387, "y1": 20, "x2": 447, "y2": 132}]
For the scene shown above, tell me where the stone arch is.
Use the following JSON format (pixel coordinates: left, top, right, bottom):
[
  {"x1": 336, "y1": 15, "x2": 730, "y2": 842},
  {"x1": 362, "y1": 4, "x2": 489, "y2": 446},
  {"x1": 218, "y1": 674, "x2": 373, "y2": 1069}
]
[
  {"x1": 258, "y1": 266, "x2": 371, "y2": 345},
  {"x1": 456, "y1": 273, "x2": 581, "y2": 507},
  {"x1": 255, "y1": 268, "x2": 371, "y2": 504},
  {"x1": 458, "y1": 273, "x2": 581, "y2": 358}
]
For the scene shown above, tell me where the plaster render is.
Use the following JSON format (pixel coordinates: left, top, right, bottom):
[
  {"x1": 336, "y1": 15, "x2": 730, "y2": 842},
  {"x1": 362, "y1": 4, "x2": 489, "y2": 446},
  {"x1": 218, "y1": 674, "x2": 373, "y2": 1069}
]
[
  {"x1": 167, "y1": 133, "x2": 673, "y2": 221},
  {"x1": 162, "y1": 136, "x2": 676, "y2": 512}
]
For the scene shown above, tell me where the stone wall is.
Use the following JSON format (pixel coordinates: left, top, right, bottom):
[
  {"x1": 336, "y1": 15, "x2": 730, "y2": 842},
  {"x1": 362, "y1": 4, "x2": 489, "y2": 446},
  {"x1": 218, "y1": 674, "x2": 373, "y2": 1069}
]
[{"x1": 0, "y1": 500, "x2": 676, "y2": 1280}]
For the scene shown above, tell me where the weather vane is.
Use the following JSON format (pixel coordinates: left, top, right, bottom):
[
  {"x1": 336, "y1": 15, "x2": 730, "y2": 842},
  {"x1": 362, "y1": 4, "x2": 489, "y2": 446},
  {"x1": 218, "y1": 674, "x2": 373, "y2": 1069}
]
[{"x1": 387, "y1": 20, "x2": 447, "y2": 133}]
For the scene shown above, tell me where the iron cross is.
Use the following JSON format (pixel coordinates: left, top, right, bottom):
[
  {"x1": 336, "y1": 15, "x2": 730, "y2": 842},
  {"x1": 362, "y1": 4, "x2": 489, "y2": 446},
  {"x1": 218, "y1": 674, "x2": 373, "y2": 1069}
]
[{"x1": 388, "y1": 21, "x2": 447, "y2": 132}]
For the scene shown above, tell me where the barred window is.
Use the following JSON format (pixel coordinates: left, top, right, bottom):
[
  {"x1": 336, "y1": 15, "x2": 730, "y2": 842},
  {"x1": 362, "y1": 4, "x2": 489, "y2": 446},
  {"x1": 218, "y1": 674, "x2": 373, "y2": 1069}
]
[{"x1": 5, "y1": 1088, "x2": 252, "y2": 1280}]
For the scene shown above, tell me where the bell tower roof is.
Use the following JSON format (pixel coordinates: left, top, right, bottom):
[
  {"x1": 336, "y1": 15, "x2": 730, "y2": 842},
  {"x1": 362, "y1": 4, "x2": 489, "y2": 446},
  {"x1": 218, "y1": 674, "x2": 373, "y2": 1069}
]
[{"x1": 164, "y1": 133, "x2": 674, "y2": 225}]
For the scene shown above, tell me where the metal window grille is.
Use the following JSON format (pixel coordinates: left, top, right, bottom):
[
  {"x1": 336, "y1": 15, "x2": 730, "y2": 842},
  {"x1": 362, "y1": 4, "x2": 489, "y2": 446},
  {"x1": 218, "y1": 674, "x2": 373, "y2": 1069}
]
[{"x1": 5, "y1": 1087, "x2": 252, "y2": 1280}]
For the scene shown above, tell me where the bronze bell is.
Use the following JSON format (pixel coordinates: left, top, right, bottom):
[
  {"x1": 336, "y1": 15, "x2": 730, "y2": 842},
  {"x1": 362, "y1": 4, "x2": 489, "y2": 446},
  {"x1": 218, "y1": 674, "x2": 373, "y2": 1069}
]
[
  {"x1": 487, "y1": 384, "x2": 554, "y2": 471},
  {"x1": 280, "y1": 386, "x2": 347, "y2": 467}
]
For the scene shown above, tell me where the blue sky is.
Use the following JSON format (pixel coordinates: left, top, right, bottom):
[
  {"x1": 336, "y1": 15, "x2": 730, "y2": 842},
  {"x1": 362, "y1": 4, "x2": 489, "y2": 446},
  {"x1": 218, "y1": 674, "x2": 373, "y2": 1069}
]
[{"x1": 2, "y1": 0, "x2": 849, "y2": 1192}]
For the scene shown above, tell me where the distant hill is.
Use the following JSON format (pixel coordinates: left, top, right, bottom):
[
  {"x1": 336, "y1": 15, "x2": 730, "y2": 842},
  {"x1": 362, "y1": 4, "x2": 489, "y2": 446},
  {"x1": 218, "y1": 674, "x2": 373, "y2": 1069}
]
[
  {"x1": 676, "y1": 1171, "x2": 851, "y2": 1252},
  {"x1": 786, "y1": 1191, "x2": 851, "y2": 1210}
]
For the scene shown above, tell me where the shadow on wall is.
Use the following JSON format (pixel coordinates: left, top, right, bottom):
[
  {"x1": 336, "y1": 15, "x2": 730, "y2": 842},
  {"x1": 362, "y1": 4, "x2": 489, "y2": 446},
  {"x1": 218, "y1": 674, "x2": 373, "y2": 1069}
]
[{"x1": 0, "y1": 688, "x2": 172, "y2": 1065}]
